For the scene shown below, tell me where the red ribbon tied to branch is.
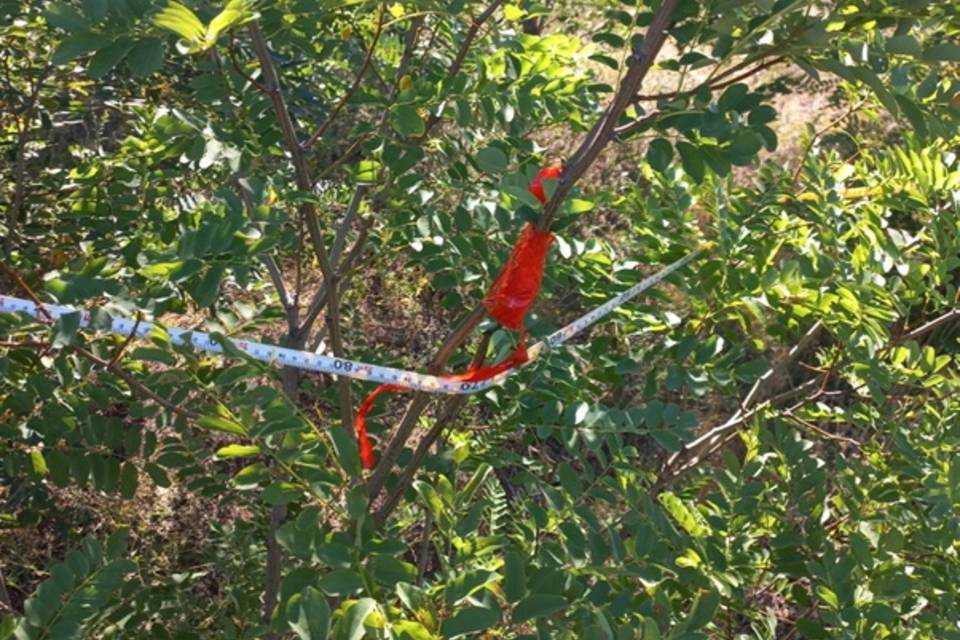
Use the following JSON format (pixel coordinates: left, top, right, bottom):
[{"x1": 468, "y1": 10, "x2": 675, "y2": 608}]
[{"x1": 354, "y1": 166, "x2": 561, "y2": 469}]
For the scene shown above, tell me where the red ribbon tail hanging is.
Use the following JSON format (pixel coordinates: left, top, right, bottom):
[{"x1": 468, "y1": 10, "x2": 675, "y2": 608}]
[
  {"x1": 353, "y1": 383, "x2": 407, "y2": 469},
  {"x1": 352, "y1": 334, "x2": 531, "y2": 470}
]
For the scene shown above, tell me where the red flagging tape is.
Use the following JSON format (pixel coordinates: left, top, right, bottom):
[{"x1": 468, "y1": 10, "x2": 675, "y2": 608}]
[
  {"x1": 483, "y1": 223, "x2": 554, "y2": 330},
  {"x1": 354, "y1": 167, "x2": 561, "y2": 469},
  {"x1": 527, "y1": 165, "x2": 562, "y2": 206},
  {"x1": 353, "y1": 383, "x2": 406, "y2": 469}
]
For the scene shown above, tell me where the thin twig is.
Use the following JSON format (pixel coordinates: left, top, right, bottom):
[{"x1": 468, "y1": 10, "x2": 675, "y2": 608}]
[
  {"x1": 901, "y1": 308, "x2": 960, "y2": 342},
  {"x1": 227, "y1": 32, "x2": 270, "y2": 94},
  {"x1": 75, "y1": 345, "x2": 202, "y2": 420},
  {"x1": 792, "y1": 98, "x2": 867, "y2": 185},
  {"x1": 0, "y1": 568, "x2": 12, "y2": 613},
  {"x1": 304, "y1": 4, "x2": 387, "y2": 149},
  {"x1": 4, "y1": 60, "x2": 51, "y2": 253},
  {"x1": 106, "y1": 312, "x2": 142, "y2": 368},
  {"x1": 0, "y1": 340, "x2": 49, "y2": 348},
  {"x1": 260, "y1": 254, "x2": 296, "y2": 331},
  {"x1": 302, "y1": 213, "x2": 372, "y2": 349},
  {"x1": 312, "y1": 134, "x2": 373, "y2": 183},
  {"x1": 662, "y1": 321, "x2": 823, "y2": 475},
  {"x1": 0, "y1": 261, "x2": 52, "y2": 321},
  {"x1": 539, "y1": 0, "x2": 680, "y2": 230},
  {"x1": 634, "y1": 55, "x2": 787, "y2": 102},
  {"x1": 419, "y1": 0, "x2": 508, "y2": 136},
  {"x1": 782, "y1": 409, "x2": 862, "y2": 447},
  {"x1": 613, "y1": 110, "x2": 661, "y2": 140}
]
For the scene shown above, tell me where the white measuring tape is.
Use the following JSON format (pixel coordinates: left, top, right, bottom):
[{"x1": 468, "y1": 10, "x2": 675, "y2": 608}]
[{"x1": 0, "y1": 245, "x2": 706, "y2": 394}]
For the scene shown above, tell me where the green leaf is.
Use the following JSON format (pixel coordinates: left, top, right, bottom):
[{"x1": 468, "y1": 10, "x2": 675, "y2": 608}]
[
  {"x1": 725, "y1": 130, "x2": 764, "y2": 166},
  {"x1": 206, "y1": 0, "x2": 257, "y2": 44},
  {"x1": 190, "y1": 264, "x2": 224, "y2": 308},
  {"x1": 45, "y1": 3, "x2": 89, "y2": 32},
  {"x1": 46, "y1": 449, "x2": 71, "y2": 487},
  {"x1": 52, "y1": 311, "x2": 81, "y2": 348},
  {"x1": 441, "y1": 606, "x2": 499, "y2": 638},
  {"x1": 263, "y1": 482, "x2": 302, "y2": 505},
  {"x1": 153, "y1": 1, "x2": 205, "y2": 44},
  {"x1": 676, "y1": 141, "x2": 705, "y2": 183},
  {"x1": 319, "y1": 569, "x2": 364, "y2": 596},
  {"x1": 287, "y1": 586, "x2": 331, "y2": 640},
  {"x1": 748, "y1": 105, "x2": 777, "y2": 126},
  {"x1": 685, "y1": 589, "x2": 720, "y2": 630},
  {"x1": 30, "y1": 450, "x2": 48, "y2": 476},
  {"x1": 885, "y1": 35, "x2": 921, "y2": 56},
  {"x1": 367, "y1": 555, "x2": 416, "y2": 587},
  {"x1": 215, "y1": 444, "x2": 261, "y2": 459},
  {"x1": 198, "y1": 415, "x2": 248, "y2": 436},
  {"x1": 391, "y1": 105, "x2": 426, "y2": 138},
  {"x1": 119, "y1": 462, "x2": 138, "y2": 499},
  {"x1": 646, "y1": 138, "x2": 673, "y2": 172},
  {"x1": 334, "y1": 598, "x2": 377, "y2": 640},
  {"x1": 558, "y1": 462, "x2": 582, "y2": 497},
  {"x1": 511, "y1": 594, "x2": 566, "y2": 624},
  {"x1": 87, "y1": 38, "x2": 135, "y2": 80},
  {"x1": 503, "y1": 4, "x2": 524, "y2": 21},
  {"x1": 475, "y1": 146, "x2": 508, "y2": 173},
  {"x1": 851, "y1": 67, "x2": 899, "y2": 116},
  {"x1": 815, "y1": 585, "x2": 840, "y2": 609},
  {"x1": 922, "y1": 43, "x2": 960, "y2": 62},
  {"x1": 126, "y1": 38, "x2": 166, "y2": 77},
  {"x1": 717, "y1": 83, "x2": 748, "y2": 112},
  {"x1": 52, "y1": 33, "x2": 105, "y2": 65},
  {"x1": 355, "y1": 159, "x2": 382, "y2": 184},
  {"x1": 328, "y1": 425, "x2": 361, "y2": 478},
  {"x1": 106, "y1": 528, "x2": 130, "y2": 559},
  {"x1": 502, "y1": 550, "x2": 526, "y2": 603},
  {"x1": 81, "y1": 0, "x2": 108, "y2": 22},
  {"x1": 393, "y1": 620, "x2": 433, "y2": 640},
  {"x1": 144, "y1": 462, "x2": 171, "y2": 488},
  {"x1": 659, "y1": 491, "x2": 710, "y2": 537}
]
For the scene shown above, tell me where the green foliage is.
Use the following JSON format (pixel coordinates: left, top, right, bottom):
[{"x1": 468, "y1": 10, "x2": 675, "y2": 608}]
[
  {"x1": 2, "y1": 0, "x2": 960, "y2": 637},
  {"x1": 13, "y1": 532, "x2": 137, "y2": 639}
]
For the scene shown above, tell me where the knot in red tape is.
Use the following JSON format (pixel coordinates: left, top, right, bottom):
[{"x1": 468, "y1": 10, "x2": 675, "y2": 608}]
[{"x1": 354, "y1": 169, "x2": 558, "y2": 469}]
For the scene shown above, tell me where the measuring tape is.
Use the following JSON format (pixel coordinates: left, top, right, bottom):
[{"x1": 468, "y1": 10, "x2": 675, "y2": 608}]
[{"x1": 0, "y1": 245, "x2": 706, "y2": 394}]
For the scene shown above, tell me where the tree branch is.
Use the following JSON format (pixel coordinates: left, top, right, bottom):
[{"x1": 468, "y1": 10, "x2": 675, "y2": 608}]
[
  {"x1": 75, "y1": 345, "x2": 203, "y2": 420},
  {"x1": 420, "y1": 0, "x2": 507, "y2": 136},
  {"x1": 662, "y1": 320, "x2": 823, "y2": 475},
  {"x1": 247, "y1": 22, "x2": 353, "y2": 427},
  {"x1": 227, "y1": 32, "x2": 270, "y2": 94},
  {"x1": 613, "y1": 109, "x2": 661, "y2": 140},
  {"x1": 901, "y1": 307, "x2": 960, "y2": 343},
  {"x1": 4, "y1": 62, "x2": 50, "y2": 253},
  {"x1": 247, "y1": 24, "x2": 357, "y2": 635},
  {"x1": 301, "y1": 206, "x2": 372, "y2": 348},
  {"x1": 634, "y1": 55, "x2": 787, "y2": 102},
  {"x1": 365, "y1": 305, "x2": 487, "y2": 500},
  {"x1": 538, "y1": 0, "x2": 679, "y2": 230},
  {"x1": 366, "y1": 0, "x2": 681, "y2": 504}
]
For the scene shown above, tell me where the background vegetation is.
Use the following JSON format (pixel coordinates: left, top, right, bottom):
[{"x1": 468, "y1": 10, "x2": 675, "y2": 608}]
[{"x1": 1, "y1": 0, "x2": 959, "y2": 638}]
